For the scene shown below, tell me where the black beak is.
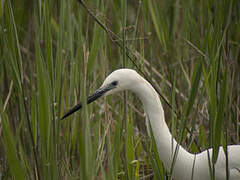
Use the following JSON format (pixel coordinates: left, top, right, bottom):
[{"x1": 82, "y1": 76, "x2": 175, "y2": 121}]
[{"x1": 61, "y1": 85, "x2": 114, "y2": 120}]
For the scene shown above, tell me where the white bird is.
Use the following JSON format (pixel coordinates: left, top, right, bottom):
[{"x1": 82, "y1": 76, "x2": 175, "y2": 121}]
[{"x1": 61, "y1": 69, "x2": 240, "y2": 180}]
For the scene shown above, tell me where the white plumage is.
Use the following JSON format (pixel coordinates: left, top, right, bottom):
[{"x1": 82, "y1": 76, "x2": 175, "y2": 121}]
[
  {"x1": 100, "y1": 69, "x2": 240, "y2": 180},
  {"x1": 62, "y1": 69, "x2": 240, "y2": 179}
]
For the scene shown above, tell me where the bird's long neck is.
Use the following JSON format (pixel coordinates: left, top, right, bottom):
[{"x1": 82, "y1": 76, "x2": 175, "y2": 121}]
[{"x1": 133, "y1": 79, "x2": 195, "y2": 177}]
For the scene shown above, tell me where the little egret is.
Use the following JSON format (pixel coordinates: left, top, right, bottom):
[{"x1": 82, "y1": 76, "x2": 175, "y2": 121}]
[{"x1": 61, "y1": 69, "x2": 240, "y2": 179}]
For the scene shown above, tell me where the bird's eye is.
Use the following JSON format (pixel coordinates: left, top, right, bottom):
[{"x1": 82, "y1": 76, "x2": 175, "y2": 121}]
[{"x1": 111, "y1": 81, "x2": 118, "y2": 86}]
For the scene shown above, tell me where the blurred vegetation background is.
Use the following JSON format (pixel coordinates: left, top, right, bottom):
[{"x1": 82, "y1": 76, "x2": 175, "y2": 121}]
[{"x1": 0, "y1": 0, "x2": 239, "y2": 179}]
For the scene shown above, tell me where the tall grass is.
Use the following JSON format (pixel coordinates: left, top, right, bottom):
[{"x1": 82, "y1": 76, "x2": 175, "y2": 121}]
[{"x1": 0, "y1": 0, "x2": 239, "y2": 179}]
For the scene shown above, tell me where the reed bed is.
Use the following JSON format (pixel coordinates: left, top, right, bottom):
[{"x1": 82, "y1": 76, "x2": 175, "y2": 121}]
[{"x1": 0, "y1": 0, "x2": 239, "y2": 179}]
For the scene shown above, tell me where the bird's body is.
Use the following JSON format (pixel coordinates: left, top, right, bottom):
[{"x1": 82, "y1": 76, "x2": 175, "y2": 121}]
[{"x1": 62, "y1": 69, "x2": 240, "y2": 180}]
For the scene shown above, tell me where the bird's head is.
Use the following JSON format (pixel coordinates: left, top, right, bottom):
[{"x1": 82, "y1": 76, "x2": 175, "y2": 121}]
[
  {"x1": 61, "y1": 69, "x2": 141, "y2": 120},
  {"x1": 100, "y1": 68, "x2": 141, "y2": 95}
]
